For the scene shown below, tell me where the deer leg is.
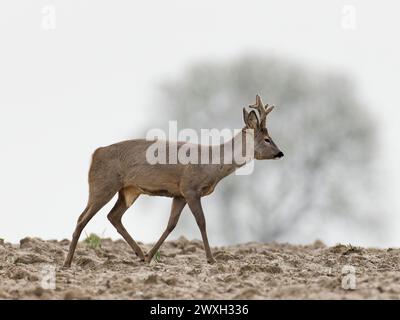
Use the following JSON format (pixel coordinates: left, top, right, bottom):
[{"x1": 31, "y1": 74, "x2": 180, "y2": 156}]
[
  {"x1": 186, "y1": 196, "x2": 216, "y2": 264},
  {"x1": 107, "y1": 191, "x2": 145, "y2": 261},
  {"x1": 145, "y1": 197, "x2": 186, "y2": 263},
  {"x1": 63, "y1": 197, "x2": 113, "y2": 268}
]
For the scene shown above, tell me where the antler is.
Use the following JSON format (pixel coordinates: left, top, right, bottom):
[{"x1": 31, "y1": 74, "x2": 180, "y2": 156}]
[{"x1": 249, "y1": 94, "x2": 274, "y2": 128}]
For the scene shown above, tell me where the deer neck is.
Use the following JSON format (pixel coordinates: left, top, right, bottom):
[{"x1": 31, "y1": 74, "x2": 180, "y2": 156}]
[{"x1": 210, "y1": 129, "x2": 254, "y2": 178}]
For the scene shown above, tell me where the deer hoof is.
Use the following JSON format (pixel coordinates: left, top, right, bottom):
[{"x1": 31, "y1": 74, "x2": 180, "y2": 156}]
[
  {"x1": 143, "y1": 254, "x2": 152, "y2": 264},
  {"x1": 207, "y1": 257, "x2": 216, "y2": 264}
]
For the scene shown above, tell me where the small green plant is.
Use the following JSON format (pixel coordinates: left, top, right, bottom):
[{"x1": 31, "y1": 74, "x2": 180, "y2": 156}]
[
  {"x1": 154, "y1": 250, "x2": 161, "y2": 263},
  {"x1": 84, "y1": 232, "x2": 102, "y2": 249}
]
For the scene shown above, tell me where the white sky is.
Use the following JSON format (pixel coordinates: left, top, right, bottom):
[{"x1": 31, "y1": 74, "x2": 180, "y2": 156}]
[{"x1": 0, "y1": 0, "x2": 399, "y2": 246}]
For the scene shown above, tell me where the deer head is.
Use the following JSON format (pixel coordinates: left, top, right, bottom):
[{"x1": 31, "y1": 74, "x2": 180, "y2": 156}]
[{"x1": 243, "y1": 94, "x2": 284, "y2": 160}]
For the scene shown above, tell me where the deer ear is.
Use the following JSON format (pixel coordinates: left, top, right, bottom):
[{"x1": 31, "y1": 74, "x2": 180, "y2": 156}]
[{"x1": 247, "y1": 110, "x2": 259, "y2": 129}]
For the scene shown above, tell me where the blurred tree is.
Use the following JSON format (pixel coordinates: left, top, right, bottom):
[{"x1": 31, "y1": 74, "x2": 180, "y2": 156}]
[{"x1": 155, "y1": 55, "x2": 383, "y2": 244}]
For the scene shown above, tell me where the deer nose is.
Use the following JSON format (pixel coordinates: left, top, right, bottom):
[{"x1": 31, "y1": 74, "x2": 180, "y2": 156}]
[{"x1": 276, "y1": 151, "x2": 284, "y2": 158}]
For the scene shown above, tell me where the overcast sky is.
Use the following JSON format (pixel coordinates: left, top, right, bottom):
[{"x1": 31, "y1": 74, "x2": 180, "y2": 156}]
[{"x1": 0, "y1": 0, "x2": 399, "y2": 246}]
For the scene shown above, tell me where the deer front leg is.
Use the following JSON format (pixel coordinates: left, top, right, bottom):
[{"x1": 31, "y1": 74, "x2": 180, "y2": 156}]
[
  {"x1": 185, "y1": 195, "x2": 216, "y2": 264},
  {"x1": 145, "y1": 197, "x2": 186, "y2": 263}
]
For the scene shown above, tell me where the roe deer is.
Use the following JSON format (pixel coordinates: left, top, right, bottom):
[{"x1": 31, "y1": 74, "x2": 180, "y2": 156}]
[{"x1": 63, "y1": 95, "x2": 283, "y2": 267}]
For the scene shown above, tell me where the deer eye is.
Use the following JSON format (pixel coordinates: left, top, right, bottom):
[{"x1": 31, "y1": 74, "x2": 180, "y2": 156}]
[{"x1": 264, "y1": 138, "x2": 271, "y2": 144}]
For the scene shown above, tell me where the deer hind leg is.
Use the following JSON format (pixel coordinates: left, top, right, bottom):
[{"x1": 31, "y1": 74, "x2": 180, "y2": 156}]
[
  {"x1": 63, "y1": 188, "x2": 117, "y2": 268},
  {"x1": 107, "y1": 188, "x2": 145, "y2": 261},
  {"x1": 145, "y1": 197, "x2": 186, "y2": 263}
]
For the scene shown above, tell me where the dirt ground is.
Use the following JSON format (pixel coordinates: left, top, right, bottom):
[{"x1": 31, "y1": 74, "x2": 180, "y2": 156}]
[{"x1": 1, "y1": 236, "x2": 400, "y2": 299}]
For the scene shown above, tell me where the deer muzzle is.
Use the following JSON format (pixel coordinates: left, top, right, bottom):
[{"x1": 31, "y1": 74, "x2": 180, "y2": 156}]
[{"x1": 274, "y1": 151, "x2": 284, "y2": 159}]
